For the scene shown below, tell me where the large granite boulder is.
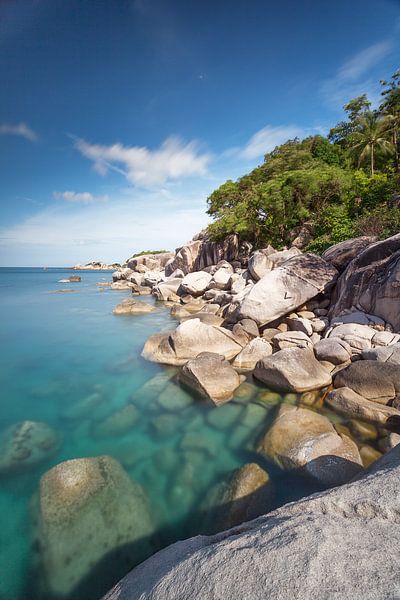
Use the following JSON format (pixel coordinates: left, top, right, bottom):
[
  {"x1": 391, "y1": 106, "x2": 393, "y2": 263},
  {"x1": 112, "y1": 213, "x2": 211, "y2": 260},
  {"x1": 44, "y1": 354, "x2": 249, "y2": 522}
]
[
  {"x1": 103, "y1": 438, "x2": 400, "y2": 600},
  {"x1": 254, "y1": 347, "x2": 332, "y2": 392},
  {"x1": 142, "y1": 319, "x2": 242, "y2": 366},
  {"x1": 322, "y1": 236, "x2": 377, "y2": 271},
  {"x1": 152, "y1": 278, "x2": 182, "y2": 301},
  {"x1": 326, "y1": 387, "x2": 400, "y2": 429},
  {"x1": 239, "y1": 253, "x2": 338, "y2": 326},
  {"x1": 113, "y1": 299, "x2": 156, "y2": 315},
  {"x1": 258, "y1": 404, "x2": 363, "y2": 487},
  {"x1": 247, "y1": 246, "x2": 275, "y2": 281},
  {"x1": 232, "y1": 337, "x2": 272, "y2": 371},
  {"x1": 333, "y1": 361, "x2": 400, "y2": 404},
  {"x1": 313, "y1": 338, "x2": 352, "y2": 365},
  {"x1": 330, "y1": 233, "x2": 400, "y2": 330},
  {"x1": 178, "y1": 271, "x2": 212, "y2": 297},
  {"x1": 180, "y1": 352, "x2": 241, "y2": 404},
  {"x1": 0, "y1": 421, "x2": 60, "y2": 475},
  {"x1": 362, "y1": 344, "x2": 400, "y2": 365},
  {"x1": 127, "y1": 252, "x2": 174, "y2": 272},
  {"x1": 35, "y1": 456, "x2": 155, "y2": 600}
]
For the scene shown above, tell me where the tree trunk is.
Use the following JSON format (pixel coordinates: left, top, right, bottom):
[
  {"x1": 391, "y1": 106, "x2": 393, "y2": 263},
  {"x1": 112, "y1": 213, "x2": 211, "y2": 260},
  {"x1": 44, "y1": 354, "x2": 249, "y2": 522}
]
[{"x1": 371, "y1": 143, "x2": 374, "y2": 176}]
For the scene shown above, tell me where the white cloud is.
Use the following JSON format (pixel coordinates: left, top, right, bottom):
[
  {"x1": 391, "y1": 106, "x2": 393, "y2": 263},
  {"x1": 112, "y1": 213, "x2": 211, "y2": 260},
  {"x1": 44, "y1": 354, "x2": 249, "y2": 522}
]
[
  {"x1": 74, "y1": 136, "x2": 211, "y2": 188},
  {"x1": 0, "y1": 122, "x2": 38, "y2": 141},
  {"x1": 320, "y1": 40, "x2": 393, "y2": 109},
  {"x1": 0, "y1": 187, "x2": 211, "y2": 266},
  {"x1": 239, "y1": 125, "x2": 308, "y2": 160},
  {"x1": 53, "y1": 191, "x2": 109, "y2": 204}
]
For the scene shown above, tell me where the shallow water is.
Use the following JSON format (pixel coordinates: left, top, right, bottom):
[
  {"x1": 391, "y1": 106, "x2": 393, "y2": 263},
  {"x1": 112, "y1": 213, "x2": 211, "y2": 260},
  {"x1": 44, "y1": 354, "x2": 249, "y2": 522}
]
[{"x1": 0, "y1": 268, "x2": 371, "y2": 600}]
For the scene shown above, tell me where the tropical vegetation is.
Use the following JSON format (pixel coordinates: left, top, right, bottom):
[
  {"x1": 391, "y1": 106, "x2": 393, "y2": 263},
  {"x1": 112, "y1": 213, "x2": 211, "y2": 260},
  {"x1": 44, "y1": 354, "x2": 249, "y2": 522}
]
[{"x1": 206, "y1": 71, "x2": 400, "y2": 253}]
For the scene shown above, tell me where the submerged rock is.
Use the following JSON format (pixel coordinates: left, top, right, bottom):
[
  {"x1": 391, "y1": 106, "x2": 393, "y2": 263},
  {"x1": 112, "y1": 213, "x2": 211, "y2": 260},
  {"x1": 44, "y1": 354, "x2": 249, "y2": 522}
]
[
  {"x1": 254, "y1": 347, "x2": 332, "y2": 392},
  {"x1": 0, "y1": 421, "x2": 60, "y2": 475},
  {"x1": 91, "y1": 404, "x2": 139, "y2": 438},
  {"x1": 113, "y1": 299, "x2": 156, "y2": 315},
  {"x1": 180, "y1": 352, "x2": 241, "y2": 404},
  {"x1": 35, "y1": 456, "x2": 155, "y2": 599},
  {"x1": 258, "y1": 405, "x2": 363, "y2": 487}
]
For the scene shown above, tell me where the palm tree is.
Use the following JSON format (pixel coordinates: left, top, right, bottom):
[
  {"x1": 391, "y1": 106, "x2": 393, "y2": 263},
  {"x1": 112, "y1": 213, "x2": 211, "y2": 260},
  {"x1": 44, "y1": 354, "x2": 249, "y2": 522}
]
[{"x1": 349, "y1": 112, "x2": 394, "y2": 176}]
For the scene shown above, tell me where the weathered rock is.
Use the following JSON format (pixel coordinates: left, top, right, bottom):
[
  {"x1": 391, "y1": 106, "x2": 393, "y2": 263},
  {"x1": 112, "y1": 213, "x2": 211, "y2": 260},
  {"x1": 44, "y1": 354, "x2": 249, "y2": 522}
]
[
  {"x1": 362, "y1": 344, "x2": 400, "y2": 365},
  {"x1": 286, "y1": 316, "x2": 313, "y2": 337},
  {"x1": 326, "y1": 387, "x2": 400, "y2": 429},
  {"x1": 327, "y1": 323, "x2": 376, "y2": 353},
  {"x1": 232, "y1": 337, "x2": 272, "y2": 371},
  {"x1": 247, "y1": 247, "x2": 275, "y2": 281},
  {"x1": 152, "y1": 278, "x2": 182, "y2": 302},
  {"x1": 239, "y1": 253, "x2": 338, "y2": 326},
  {"x1": 314, "y1": 338, "x2": 352, "y2": 365},
  {"x1": 103, "y1": 445, "x2": 400, "y2": 600},
  {"x1": 322, "y1": 236, "x2": 377, "y2": 271},
  {"x1": 113, "y1": 299, "x2": 156, "y2": 315},
  {"x1": 258, "y1": 405, "x2": 363, "y2": 487},
  {"x1": 333, "y1": 361, "x2": 400, "y2": 404},
  {"x1": 330, "y1": 234, "x2": 400, "y2": 330},
  {"x1": 212, "y1": 266, "x2": 233, "y2": 290},
  {"x1": 142, "y1": 319, "x2": 242, "y2": 366},
  {"x1": 0, "y1": 421, "x2": 60, "y2": 474},
  {"x1": 178, "y1": 271, "x2": 212, "y2": 297},
  {"x1": 157, "y1": 382, "x2": 193, "y2": 412},
  {"x1": 180, "y1": 352, "x2": 241, "y2": 404},
  {"x1": 36, "y1": 456, "x2": 155, "y2": 599},
  {"x1": 127, "y1": 251, "x2": 174, "y2": 271},
  {"x1": 220, "y1": 463, "x2": 275, "y2": 529},
  {"x1": 272, "y1": 330, "x2": 313, "y2": 351},
  {"x1": 91, "y1": 405, "x2": 139, "y2": 438},
  {"x1": 110, "y1": 280, "x2": 133, "y2": 290},
  {"x1": 254, "y1": 348, "x2": 332, "y2": 392}
]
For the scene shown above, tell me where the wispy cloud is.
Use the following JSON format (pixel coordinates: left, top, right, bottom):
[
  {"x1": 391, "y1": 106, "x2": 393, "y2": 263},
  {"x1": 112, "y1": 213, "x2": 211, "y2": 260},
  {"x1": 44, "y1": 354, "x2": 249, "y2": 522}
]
[
  {"x1": 0, "y1": 122, "x2": 38, "y2": 141},
  {"x1": 74, "y1": 136, "x2": 211, "y2": 188},
  {"x1": 320, "y1": 40, "x2": 394, "y2": 109},
  {"x1": 238, "y1": 125, "x2": 308, "y2": 160},
  {"x1": 53, "y1": 191, "x2": 109, "y2": 204}
]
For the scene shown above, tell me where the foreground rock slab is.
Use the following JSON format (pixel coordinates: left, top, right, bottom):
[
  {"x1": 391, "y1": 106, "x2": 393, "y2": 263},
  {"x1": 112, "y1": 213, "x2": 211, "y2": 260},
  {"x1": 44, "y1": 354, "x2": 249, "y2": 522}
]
[
  {"x1": 254, "y1": 347, "x2": 332, "y2": 392},
  {"x1": 35, "y1": 456, "x2": 155, "y2": 599},
  {"x1": 239, "y1": 253, "x2": 337, "y2": 326},
  {"x1": 104, "y1": 444, "x2": 400, "y2": 600},
  {"x1": 180, "y1": 352, "x2": 241, "y2": 404},
  {"x1": 258, "y1": 405, "x2": 363, "y2": 487}
]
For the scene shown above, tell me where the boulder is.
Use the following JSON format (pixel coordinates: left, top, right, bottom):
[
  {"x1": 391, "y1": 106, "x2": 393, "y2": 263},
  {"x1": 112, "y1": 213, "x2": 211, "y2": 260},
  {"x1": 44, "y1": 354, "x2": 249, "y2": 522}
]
[
  {"x1": 333, "y1": 361, "x2": 400, "y2": 404},
  {"x1": 239, "y1": 253, "x2": 338, "y2": 326},
  {"x1": 286, "y1": 316, "x2": 313, "y2": 337},
  {"x1": 91, "y1": 405, "x2": 139, "y2": 438},
  {"x1": 258, "y1": 404, "x2": 363, "y2": 487},
  {"x1": 220, "y1": 463, "x2": 275, "y2": 529},
  {"x1": 165, "y1": 240, "x2": 203, "y2": 276},
  {"x1": 35, "y1": 456, "x2": 155, "y2": 599},
  {"x1": 142, "y1": 319, "x2": 242, "y2": 366},
  {"x1": 326, "y1": 387, "x2": 400, "y2": 429},
  {"x1": 362, "y1": 344, "x2": 400, "y2": 365},
  {"x1": 110, "y1": 281, "x2": 133, "y2": 290},
  {"x1": 0, "y1": 421, "x2": 60, "y2": 475},
  {"x1": 178, "y1": 271, "x2": 212, "y2": 297},
  {"x1": 127, "y1": 251, "x2": 174, "y2": 271},
  {"x1": 272, "y1": 330, "x2": 313, "y2": 351},
  {"x1": 327, "y1": 323, "x2": 376, "y2": 353},
  {"x1": 212, "y1": 267, "x2": 232, "y2": 290},
  {"x1": 329, "y1": 233, "x2": 400, "y2": 330},
  {"x1": 322, "y1": 236, "x2": 377, "y2": 271},
  {"x1": 232, "y1": 337, "x2": 272, "y2": 371},
  {"x1": 103, "y1": 445, "x2": 400, "y2": 600},
  {"x1": 247, "y1": 247, "x2": 275, "y2": 281},
  {"x1": 254, "y1": 347, "x2": 332, "y2": 392},
  {"x1": 313, "y1": 338, "x2": 352, "y2": 365},
  {"x1": 180, "y1": 352, "x2": 241, "y2": 404},
  {"x1": 113, "y1": 299, "x2": 156, "y2": 315}
]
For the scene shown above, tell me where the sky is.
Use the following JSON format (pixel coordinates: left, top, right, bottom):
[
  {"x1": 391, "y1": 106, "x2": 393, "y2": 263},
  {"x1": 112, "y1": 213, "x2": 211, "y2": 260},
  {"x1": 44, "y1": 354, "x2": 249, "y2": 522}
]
[{"x1": 0, "y1": 0, "x2": 399, "y2": 266}]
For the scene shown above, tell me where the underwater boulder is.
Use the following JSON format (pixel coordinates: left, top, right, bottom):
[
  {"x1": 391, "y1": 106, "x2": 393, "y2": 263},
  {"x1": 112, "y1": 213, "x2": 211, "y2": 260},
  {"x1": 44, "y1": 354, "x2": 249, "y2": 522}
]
[{"x1": 0, "y1": 420, "x2": 60, "y2": 475}]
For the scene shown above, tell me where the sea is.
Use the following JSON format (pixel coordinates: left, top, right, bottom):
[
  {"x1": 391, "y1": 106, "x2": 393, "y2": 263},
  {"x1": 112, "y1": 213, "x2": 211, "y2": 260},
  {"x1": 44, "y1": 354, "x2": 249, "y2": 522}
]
[{"x1": 0, "y1": 267, "x2": 358, "y2": 600}]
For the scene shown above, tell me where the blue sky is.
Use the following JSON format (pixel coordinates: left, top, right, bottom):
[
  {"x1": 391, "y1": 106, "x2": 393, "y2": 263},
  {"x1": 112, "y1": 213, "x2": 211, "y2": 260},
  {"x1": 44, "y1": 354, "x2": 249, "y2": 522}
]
[{"x1": 0, "y1": 0, "x2": 399, "y2": 266}]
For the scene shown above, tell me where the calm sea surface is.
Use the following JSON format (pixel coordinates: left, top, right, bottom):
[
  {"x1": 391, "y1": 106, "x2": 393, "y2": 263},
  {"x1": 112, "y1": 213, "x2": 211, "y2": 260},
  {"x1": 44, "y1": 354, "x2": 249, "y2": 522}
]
[{"x1": 0, "y1": 267, "x2": 349, "y2": 599}]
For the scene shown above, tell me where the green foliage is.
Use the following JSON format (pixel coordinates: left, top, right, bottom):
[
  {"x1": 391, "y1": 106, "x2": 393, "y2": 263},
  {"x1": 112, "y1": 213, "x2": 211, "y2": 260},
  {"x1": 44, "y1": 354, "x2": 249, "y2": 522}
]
[
  {"x1": 131, "y1": 250, "x2": 169, "y2": 257},
  {"x1": 206, "y1": 70, "x2": 400, "y2": 254}
]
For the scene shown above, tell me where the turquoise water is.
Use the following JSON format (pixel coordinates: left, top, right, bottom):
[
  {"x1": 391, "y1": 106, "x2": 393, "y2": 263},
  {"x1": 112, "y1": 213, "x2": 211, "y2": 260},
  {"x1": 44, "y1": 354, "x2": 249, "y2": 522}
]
[{"x1": 0, "y1": 268, "x2": 349, "y2": 600}]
